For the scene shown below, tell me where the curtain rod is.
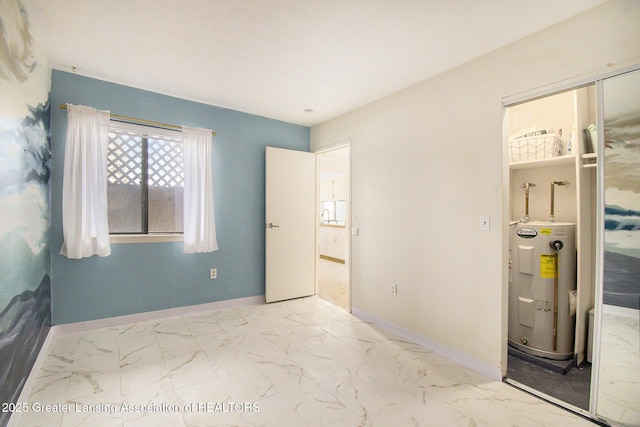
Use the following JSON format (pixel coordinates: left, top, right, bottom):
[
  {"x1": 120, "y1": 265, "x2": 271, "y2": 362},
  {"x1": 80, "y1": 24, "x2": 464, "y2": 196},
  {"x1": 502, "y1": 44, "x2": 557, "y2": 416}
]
[{"x1": 58, "y1": 104, "x2": 216, "y2": 136}]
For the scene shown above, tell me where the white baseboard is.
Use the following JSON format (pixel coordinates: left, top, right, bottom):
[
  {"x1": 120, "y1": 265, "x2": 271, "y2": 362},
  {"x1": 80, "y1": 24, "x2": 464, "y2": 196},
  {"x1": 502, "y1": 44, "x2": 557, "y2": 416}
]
[
  {"x1": 53, "y1": 295, "x2": 265, "y2": 335},
  {"x1": 352, "y1": 306, "x2": 502, "y2": 381}
]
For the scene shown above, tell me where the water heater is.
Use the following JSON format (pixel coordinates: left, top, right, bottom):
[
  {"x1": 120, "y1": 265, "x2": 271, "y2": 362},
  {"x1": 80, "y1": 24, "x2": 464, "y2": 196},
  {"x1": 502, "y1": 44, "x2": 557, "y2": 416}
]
[{"x1": 509, "y1": 221, "x2": 576, "y2": 360}]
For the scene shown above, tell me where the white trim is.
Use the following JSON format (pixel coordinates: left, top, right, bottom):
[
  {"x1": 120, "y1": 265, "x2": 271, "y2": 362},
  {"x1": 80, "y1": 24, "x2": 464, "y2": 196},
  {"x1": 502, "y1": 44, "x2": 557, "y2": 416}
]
[
  {"x1": 53, "y1": 295, "x2": 265, "y2": 334},
  {"x1": 8, "y1": 328, "x2": 56, "y2": 427},
  {"x1": 504, "y1": 378, "x2": 599, "y2": 423},
  {"x1": 502, "y1": 59, "x2": 640, "y2": 107},
  {"x1": 352, "y1": 306, "x2": 502, "y2": 381},
  {"x1": 109, "y1": 234, "x2": 184, "y2": 244},
  {"x1": 589, "y1": 78, "x2": 606, "y2": 415},
  {"x1": 314, "y1": 139, "x2": 351, "y2": 155},
  {"x1": 501, "y1": 105, "x2": 512, "y2": 379}
]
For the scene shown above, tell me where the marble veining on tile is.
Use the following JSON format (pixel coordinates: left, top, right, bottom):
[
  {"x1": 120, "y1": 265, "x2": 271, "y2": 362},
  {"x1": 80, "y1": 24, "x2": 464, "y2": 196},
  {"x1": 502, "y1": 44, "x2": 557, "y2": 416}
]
[
  {"x1": 597, "y1": 309, "x2": 640, "y2": 426},
  {"x1": 15, "y1": 295, "x2": 594, "y2": 426}
]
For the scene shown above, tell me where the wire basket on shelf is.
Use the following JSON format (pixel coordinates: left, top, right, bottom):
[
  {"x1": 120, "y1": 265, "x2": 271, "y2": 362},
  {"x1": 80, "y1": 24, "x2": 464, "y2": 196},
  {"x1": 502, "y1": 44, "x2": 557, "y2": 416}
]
[{"x1": 509, "y1": 132, "x2": 562, "y2": 162}]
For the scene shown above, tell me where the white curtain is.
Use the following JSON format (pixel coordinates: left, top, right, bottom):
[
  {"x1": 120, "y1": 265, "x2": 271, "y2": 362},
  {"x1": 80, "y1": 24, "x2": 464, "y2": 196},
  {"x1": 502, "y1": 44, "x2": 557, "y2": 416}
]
[
  {"x1": 60, "y1": 104, "x2": 111, "y2": 259},
  {"x1": 182, "y1": 126, "x2": 218, "y2": 253}
]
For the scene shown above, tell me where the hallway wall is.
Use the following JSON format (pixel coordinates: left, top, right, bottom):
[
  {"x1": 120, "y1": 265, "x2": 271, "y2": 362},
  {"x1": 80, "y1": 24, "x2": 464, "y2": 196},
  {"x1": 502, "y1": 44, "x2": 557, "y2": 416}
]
[{"x1": 311, "y1": 0, "x2": 640, "y2": 377}]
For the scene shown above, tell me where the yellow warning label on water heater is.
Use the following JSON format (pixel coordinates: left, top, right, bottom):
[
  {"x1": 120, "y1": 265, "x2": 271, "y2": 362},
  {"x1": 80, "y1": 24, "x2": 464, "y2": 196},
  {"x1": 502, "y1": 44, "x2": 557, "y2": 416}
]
[
  {"x1": 540, "y1": 254, "x2": 557, "y2": 278},
  {"x1": 540, "y1": 228, "x2": 552, "y2": 235}
]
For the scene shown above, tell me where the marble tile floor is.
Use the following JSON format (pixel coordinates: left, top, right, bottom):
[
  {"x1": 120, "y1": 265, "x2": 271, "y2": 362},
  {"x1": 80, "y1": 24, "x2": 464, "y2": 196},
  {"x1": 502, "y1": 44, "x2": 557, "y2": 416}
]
[
  {"x1": 318, "y1": 258, "x2": 349, "y2": 311},
  {"x1": 596, "y1": 307, "x2": 640, "y2": 426},
  {"x1": 15, "y1": 296, "x2": 596, "y2": 427}
]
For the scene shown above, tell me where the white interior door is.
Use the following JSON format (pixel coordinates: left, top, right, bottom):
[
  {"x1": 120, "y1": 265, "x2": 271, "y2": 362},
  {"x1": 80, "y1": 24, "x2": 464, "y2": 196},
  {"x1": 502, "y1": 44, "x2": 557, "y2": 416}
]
[{"x1": 265, "y1": 147, "x2": 316, "y2": 303}]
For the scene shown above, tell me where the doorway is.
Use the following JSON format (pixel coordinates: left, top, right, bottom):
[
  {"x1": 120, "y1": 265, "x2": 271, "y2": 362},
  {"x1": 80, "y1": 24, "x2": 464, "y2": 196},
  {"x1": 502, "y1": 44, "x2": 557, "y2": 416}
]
[
  {"x1": 504, "y1": 85, "x2": 597, "y2": 411},
  {"x1": 504, "y1": 68, "x2": 640, "y2": 426},
  {"x1": 316, "y1": 144, "x2": 351, "y2": 311}
]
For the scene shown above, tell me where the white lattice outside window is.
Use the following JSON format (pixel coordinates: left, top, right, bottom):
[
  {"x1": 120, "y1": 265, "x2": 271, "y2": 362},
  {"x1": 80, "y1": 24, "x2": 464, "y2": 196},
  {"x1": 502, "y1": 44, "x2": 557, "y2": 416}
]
[{"x1": 106, "y1": 122, "x2": 184, "y2": 234}]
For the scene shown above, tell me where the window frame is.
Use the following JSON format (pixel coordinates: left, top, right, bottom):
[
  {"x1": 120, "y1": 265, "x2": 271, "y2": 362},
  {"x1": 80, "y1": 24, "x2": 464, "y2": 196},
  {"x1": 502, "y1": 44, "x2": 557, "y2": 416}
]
[{"x1": 107, "y1": 121, "x2": 185, "y2": 244}]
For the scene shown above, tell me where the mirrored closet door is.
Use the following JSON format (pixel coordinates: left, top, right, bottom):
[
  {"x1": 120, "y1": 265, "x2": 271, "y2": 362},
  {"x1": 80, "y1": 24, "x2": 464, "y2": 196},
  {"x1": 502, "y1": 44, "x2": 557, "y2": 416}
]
[{"x1": 595, "y1": 68, "x2": 640, "y2": 427}]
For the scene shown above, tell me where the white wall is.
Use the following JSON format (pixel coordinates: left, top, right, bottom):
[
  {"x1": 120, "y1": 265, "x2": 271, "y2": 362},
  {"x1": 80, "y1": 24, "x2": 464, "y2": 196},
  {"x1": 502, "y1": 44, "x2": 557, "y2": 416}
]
[
  {"x1": 319, "y1": 149, "x2": 349, "y2": 176},
  {"x1": 310, "y1": 0, "x2": 640, "y2": 377}
]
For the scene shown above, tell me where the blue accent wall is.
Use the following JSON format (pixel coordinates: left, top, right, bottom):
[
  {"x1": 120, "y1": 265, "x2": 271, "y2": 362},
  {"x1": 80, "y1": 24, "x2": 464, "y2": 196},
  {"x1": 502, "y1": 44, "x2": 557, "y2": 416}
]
[{"x1": 50, "y1": 70, "x2": 310, "y2": 324}]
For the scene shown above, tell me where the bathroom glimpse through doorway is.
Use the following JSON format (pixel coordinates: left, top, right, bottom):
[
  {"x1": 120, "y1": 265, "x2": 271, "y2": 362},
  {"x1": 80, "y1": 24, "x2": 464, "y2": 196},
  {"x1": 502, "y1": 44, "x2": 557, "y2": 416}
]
[{"x1": 316, "y1": 144, "x2": 351, "y2": 311}]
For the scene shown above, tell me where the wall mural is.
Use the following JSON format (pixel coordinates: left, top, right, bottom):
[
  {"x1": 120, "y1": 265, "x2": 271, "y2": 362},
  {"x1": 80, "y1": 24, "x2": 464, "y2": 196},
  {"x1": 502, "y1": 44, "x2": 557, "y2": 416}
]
[
  {"x1": 0, "y1": 0, "x2": 51, "y2": 424},
  {"x1": 603, "y1": 70, "x2": 640, "y2": 310}
]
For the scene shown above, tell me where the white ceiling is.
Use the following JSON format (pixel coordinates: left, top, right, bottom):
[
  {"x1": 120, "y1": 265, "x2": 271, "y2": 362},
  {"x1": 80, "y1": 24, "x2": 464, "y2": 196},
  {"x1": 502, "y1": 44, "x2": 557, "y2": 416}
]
[{"x1": 23, "y1": 0, "x2": 605, "y2": 127}]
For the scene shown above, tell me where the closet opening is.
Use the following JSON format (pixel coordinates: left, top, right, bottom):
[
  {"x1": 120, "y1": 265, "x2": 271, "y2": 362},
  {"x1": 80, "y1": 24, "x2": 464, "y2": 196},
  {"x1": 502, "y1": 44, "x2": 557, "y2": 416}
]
[{"x1": 504, "y1": 85, "x2": 597, "y2": 411}]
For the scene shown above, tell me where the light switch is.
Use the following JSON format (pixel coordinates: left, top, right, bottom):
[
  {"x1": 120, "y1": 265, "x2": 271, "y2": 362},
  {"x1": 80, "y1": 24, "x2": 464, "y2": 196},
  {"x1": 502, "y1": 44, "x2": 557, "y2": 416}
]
[{"x1": 480, "y1": 215, "x2": 490, "y2": 231}]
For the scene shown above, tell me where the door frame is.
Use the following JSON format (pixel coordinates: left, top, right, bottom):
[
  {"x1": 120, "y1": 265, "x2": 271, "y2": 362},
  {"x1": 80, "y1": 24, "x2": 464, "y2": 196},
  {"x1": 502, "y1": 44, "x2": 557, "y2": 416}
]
[
  {"x1": 315, "y1": 141, "x2": 352, "y2": 312},
  {"x1": 501, "y1": 62, "x2": 640, "y2": 422}
]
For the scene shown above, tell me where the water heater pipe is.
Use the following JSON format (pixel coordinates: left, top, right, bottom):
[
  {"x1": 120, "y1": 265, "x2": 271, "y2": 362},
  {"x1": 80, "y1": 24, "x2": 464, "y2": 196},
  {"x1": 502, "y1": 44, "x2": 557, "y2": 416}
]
[
  {"x1": 520, "y1": 182, "x2": 536, "y2": 222},
  {"x1": 549, "y1": 181, "x2": 570, "y2": 222},
  {"x1": 549, "y1": 239, "x2": 564, "y2": 352}
]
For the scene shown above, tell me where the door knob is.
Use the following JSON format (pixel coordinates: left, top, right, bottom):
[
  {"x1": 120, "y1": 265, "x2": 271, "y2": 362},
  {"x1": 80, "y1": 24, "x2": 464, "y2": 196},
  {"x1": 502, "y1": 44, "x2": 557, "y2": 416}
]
[{"x1": 267, "y1": 223, "x2": 280, "y2": 229}]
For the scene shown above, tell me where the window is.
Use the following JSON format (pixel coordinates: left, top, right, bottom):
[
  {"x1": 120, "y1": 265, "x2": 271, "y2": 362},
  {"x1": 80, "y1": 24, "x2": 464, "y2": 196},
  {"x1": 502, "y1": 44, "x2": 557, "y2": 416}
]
[
  {"x1": 107, "y1": 122, "x2": 183, "y2": 235},
  {"x1": 320, "y1": 200, "x2": 346, "y2": 225}
]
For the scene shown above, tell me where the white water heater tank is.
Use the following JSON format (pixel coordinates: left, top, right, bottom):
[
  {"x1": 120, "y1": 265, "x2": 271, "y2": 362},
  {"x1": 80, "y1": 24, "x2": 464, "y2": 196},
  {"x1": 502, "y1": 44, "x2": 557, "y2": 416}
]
[{"x1": 509, "y1": 221, "x2": 576, "y2": 360}]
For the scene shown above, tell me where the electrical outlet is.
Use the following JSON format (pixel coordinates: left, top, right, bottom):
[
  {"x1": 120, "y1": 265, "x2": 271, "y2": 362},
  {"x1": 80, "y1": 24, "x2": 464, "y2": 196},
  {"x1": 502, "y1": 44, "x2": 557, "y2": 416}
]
[
  {"x1": 390, "y1": 284, "x2": 398, "y2": 296},
  {"x1": 210, "y1": 268, "x2": 217, "y2": 279}
]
